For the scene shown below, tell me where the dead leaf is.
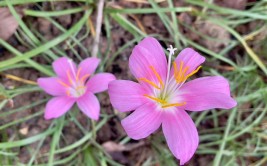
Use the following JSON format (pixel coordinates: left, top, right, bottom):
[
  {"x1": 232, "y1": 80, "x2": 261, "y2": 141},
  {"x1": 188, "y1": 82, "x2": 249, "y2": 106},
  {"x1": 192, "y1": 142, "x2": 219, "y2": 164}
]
[
  {"x1": 19, "y1": 126, "x2": 29, "y2": 135},
  {"x1": 7, "y1": 99, "x2": 14, "y2": 108},
  {"x1": 0, "y1": 7, "x2": 21, "y2": 40},
  {"x1": 102, "y1": 141, "x2": 126, "y2": 152},
  {"x1": 102, "y1": 141, "x2": 146, "y2": 152},
  {"x1": 194, "y1": 20, "x2": 231, "y2": 53}
]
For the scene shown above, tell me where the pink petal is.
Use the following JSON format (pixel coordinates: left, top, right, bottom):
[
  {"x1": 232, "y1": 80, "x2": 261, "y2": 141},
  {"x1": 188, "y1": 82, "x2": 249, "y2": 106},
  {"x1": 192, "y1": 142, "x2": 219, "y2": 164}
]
[
  {"x1": 162, "y1": 109, "x2": 199, "y2": 165},
  {"x1": 121, "y1": 102, "x2": 162, "y2": 140},
  {"x1": 37, "y1": 77, "x2": 66, "y2": 96},
  {"x1": 78, "y1": 57, "x2": 100, "y2": 77},
  {"x1": 173, "y1": 48, "x2": 205, "y2": 76},
  {"x1": 44, "y1": 96, "x2": 75, "y2": 120},
  {"x1": 180, "y1": 76, "x2": 237, "y2": 111},
  {"x1": 108, "y1": 80, "x2": 147, "y2": 112},
  {"x1": 52, "y1": 57, "x2": 77, "y2": 81},
  {"x1": 77, "y1": 92, "x2": 100, "y2": 120},
  {"x1": 129, "y1": 37, "x2": 167, "y2": 86},
  {"x1": 86, "y1": 73, "x2": 116, "y2": 93}
]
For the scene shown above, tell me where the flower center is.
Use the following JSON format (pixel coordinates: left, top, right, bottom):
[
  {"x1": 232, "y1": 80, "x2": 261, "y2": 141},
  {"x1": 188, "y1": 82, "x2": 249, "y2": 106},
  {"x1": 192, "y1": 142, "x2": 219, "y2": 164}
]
[
  {"x1": 144, "y1": 94, "x2": 186, "y2": 108},
  {"x1": 139, "y1": 46, "x2": 201, "y2": 109},
  {"x1": 57, "y1": 61, "x2": 90, "y2": 98}
]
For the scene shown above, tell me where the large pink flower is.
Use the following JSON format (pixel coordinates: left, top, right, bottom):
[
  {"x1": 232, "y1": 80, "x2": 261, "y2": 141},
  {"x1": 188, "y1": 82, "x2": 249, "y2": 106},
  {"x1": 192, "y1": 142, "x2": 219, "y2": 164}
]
[
  {"x1": 38, "y1": 57, "x2": 115, "y2": 120},
  {"x1": 108, "y1": 37, "x2": 237, "y2": 165}
]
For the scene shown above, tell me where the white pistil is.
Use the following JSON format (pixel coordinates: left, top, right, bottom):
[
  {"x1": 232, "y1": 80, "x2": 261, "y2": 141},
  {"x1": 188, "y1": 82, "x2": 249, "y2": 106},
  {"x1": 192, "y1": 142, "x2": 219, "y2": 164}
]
[
  {"x1": 163, "y1": 45, "x2": 177, "y2": 97},
  {"x1": 67, "y1": 59, "x2": 76, "y2": 78}
]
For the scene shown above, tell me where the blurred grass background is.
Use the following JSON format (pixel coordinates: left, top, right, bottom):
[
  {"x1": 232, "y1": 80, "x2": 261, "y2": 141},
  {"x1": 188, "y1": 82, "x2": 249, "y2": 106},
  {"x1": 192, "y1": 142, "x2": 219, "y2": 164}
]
[{"x1": 0, "y1": 0, "x2": 267, "y2": 165}]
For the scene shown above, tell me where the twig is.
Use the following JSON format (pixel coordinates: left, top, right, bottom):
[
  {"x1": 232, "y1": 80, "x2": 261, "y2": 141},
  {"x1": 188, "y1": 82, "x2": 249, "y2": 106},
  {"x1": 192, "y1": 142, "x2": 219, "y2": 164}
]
[
  {"x1": 0, "y1": 73, "x2": 37, "y2": 85},
  {"x1": 91, "y1": 0, "x2": 105, "y2": 57}
]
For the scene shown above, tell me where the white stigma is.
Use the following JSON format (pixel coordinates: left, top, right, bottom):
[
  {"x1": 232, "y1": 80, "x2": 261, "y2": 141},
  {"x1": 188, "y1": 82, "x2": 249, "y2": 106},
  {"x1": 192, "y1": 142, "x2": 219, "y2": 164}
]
[
  {"x1": 166, "y1": 45, "x2": 177, "y2": 79},
  {"x1": 167, "y1": 45, "x2": 177, "y2": 56}
]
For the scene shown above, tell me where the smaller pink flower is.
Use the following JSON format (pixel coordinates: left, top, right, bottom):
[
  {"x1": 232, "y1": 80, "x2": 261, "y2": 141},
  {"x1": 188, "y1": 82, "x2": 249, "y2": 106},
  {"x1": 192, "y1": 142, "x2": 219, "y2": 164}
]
[
  {"x1": 38, "y1": 57, "x2": 115, "y2": 120},
  {"x1": 108, "y1": 37, "x2": 237, "y2": 165}
]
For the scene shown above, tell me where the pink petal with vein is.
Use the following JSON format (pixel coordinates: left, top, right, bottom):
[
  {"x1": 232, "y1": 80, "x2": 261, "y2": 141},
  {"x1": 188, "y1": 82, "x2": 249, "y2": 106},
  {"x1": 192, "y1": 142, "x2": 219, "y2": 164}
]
[
  {"x1": 121, "y1": 102, "x2": 162, "y2": 139},
  {"x1": 77, "y1": 92, "x2": 100, "y2": 120},
  {"x1": 108, "y1": 80, "x2": 147, "y2": 112},
  {"x1": 173, "y1": 48, "x2": 205, "y2": 76},
  {"x1": 180, "y1": 76, "x2": 237, "y2": 111},
  {"x1": 37, "y1": 77, "x2": 66, "y2": 96},
  {"x1": 44, "y1": 96, "x2": 75, "y2": 120},
  {"x1": 86, "y1": 73, "x2": 116, "y2": 93},
  {"x1": 162, "y1": 109, "x2": 199, "y2": 165},
  {"x1": 78, "y1": 57, "x2": 100, "y2": 78},
  {"x1": 129, "y1": 37, "x2": 167, "y2": 85}
]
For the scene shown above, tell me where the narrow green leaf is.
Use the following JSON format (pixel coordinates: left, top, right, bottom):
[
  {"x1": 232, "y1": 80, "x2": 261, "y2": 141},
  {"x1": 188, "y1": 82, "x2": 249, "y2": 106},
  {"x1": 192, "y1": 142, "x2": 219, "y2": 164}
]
[
  {"x1": 0, "y1": 10, "x2": 91, "y2": 69},
  {"x1": 24, "y1": 7, "x2": 85, "y2": 17}
]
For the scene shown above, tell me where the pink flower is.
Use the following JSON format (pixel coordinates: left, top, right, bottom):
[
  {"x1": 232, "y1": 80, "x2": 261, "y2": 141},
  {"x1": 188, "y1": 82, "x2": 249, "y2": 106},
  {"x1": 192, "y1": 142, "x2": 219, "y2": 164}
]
[
  {"x1": 38, "y1": 57, "x2": 115, "y2": 120},
  {"x1": 108, "y1": 37, "x2": 237, "y2": 165}
]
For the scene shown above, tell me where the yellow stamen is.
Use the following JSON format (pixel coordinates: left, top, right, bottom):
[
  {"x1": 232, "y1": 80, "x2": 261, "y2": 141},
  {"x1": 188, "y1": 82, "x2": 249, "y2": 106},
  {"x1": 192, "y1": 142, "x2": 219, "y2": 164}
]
[
  {"x1": 76, "y1": 67, "x2": 82, "y2": 81},
  {"x1": 162, "y1": 102, "x2": 186, "y2": 108},
  {"x1": 139, "y1": 78, "x2": 160, "y2": 90},
  {"x1": 178, "y1": 66, "x2": 189, "y2": 83},
  {"x1": 57, "y1": 80, "x2": 69, "y2": 88},
  {"x1": 67, "y1": 70, "x2": 73, "y2": 85},
  {"x1": 182, "y1": 66, "x2": 202, "y2": 82},
  {"x1": 144, "y1": 94, "x2": 186, "y2": 109},
  {"x1": 144, "y1": 94, "x2": 167, "y2": 104},
  {"x1": 81, "y1": 74, "x2": 90, "y2": 82},
  {"x1": 177, "y1": 61, "x2": 184, "y2": 82},
  {"x1": 76, "y1": 86, "x2": 85, "y2": 90},
  {"x1": 174, "y1": 61, "x2": 202, "y2": 83},
  {"x1": 173, "y1": 62, "x2": 178, "y2": 78},
  {"x1": 66, "y1": 90, "x2": 70, "y2": 96},
  {"x1": 149, "y1": 66, "x2": 164, "y2": 87}
]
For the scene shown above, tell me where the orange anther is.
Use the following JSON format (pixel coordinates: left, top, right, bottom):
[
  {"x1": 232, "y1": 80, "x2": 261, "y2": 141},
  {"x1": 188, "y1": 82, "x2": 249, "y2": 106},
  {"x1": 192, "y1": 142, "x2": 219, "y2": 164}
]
[
  {"x1": 144, "y1": 94, "x2": 167, "y2": 104},
  {"x1": 80, "y1": 74, "x2": 90, "y2": 82},
  {"x1": 173, "y1": 61, "x2": 201, "y2": 84},
  {"x1": 162, "y1": 102, "x2": 186, "y2": 108},
  {"x1": 57, "y1": 80, "x2": 69, "y2": 88},
  {"x1": 76, "y1": 67, "x2": 82, "y2": 81},
  {"x1": 149, "y1": 66, "x2": 164, "y2": 88},
  {"x1": 139, "y1": 78, "x2": 160, "y2": 90}
]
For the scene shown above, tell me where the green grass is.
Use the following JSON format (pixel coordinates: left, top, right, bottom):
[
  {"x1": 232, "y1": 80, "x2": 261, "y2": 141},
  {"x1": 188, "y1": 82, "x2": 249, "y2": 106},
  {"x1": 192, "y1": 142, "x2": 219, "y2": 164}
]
[{"x1": 0, "y1": 0, "x2": 267, "y2": 165}]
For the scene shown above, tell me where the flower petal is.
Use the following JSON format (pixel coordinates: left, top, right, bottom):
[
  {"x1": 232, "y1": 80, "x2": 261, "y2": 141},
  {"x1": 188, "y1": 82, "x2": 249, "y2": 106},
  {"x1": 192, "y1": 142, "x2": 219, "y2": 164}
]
[
  {"x1": 52, "y1": 57, "x2": 77, "y2": 81},
  {"x1": 180, "y1": 76, "x2": 237, "y2": 111},
  {"x1": 121, "y1": 102, "x2": 162, "y2": 140},
  {"x1": 162, "y1": 109, "x2": 199, "y2": 165},
  {"x1": 37, "y1": 77, "x2": 66, "y2": 96},
  {"x1": 86, "y1": 73, "x2": 116, "y2": 93},
  {"x1": 129, "y1": 37, "x2": 167, "y2": 85},
  {"x1": 44, "y1": 96, "x2": 75, "y2": 120},
  {"x1": 173, "y1": 48, "x2": 205, "y2": 76},
  {"x1": 108, "y1": 80, "x2": 147, "y2": 112},
  {"x1": 78, "y1": 57, "x2": 100, "y2": 77},
  {"x1": 77, "y1": 92, "x2": 100, "y2": 120}
]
